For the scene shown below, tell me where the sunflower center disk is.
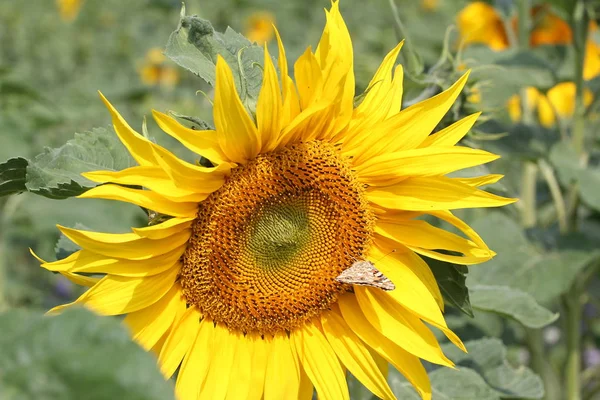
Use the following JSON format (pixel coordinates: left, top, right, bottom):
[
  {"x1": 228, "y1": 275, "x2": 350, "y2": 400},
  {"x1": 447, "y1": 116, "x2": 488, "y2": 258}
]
[{"x1": 181, "y1": 141, "x2": 374, "y2": 334}]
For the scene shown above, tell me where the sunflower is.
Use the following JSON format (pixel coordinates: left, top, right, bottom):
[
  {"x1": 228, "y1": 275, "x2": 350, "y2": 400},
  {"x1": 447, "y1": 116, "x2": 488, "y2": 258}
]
[
  {"x1": 34, "y1": 2, "x2": 515, "y2": 399},
  {"x1": 507, "y1": 83, "x2": 594, "y2": 127},
  {"x1": 457, "y1": 2, "x2": 600, "y2": 80}
]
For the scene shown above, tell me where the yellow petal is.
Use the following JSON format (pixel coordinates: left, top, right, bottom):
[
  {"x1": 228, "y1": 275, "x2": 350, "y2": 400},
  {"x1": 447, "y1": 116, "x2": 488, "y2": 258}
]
[
  {"x1": 455, "y1": 174, "x2": 504, "y2": 187},
  {"x1": 248, "y1": 333, "x2": 268, "y2": 400},
  {"x1": 132, "y1": 217, "x2": 194, "y2": 240},
  {"x1": 158, "y1": 306, "x2": 201, "y2": 379},
  {"x1": 49, "y1": 266, "x2": 178, "y2": 315},
  {"x1": 375, "y1": 220, "x2": 493, "y2": 264},
  {"x1": 355, "y1": 146, "x2": 499, "y2": 183},
  {"x1": 354, "y1": 286, "x2": 454, "y2": 367},
  {"x1": 150, "y1": 144, "x2": 231, "y2": 193},
  {"x1": 124, "y1": 283, "x2": 185, "y2": 351},
  {"x1": 321, "y1": 310, "x2": 395, "y2": 400},
  {"x1": 264, "y1": 333, "x2": 301, "y2": 400},
  {"x1": 198, "y1": 323, "x2": 236, "y2": 400},
  {"x1": 176, "y1": 318, "x2": 215, "y2": 400},
  {"x1": 315, "y1": 1, "x2": 354, "y2": 136},
  {"x1": 78, "y1": 184, "x2": 199, "y2": 218},
  {"x1": 352, "y1": 72, "x2": 470, "y2": 165},
  {"x1": 82, "y1": 167, "x2": 207, "y2": 203},
  {"x1": 152, "y1": 110, "x2": 228, "y2": 165},
  {"x1": 367, "y1": 176, "x2": 517, "y2": 211},
  {"x1": 40, "y1": 246, "x2": 183, "y2": 277},
  {"x1": 225, "y1": 333, "x2": 254, "y2": 400},
  {"x1": 60, "y1": 271, "x2": 100, "y2": 287},
  {"x1": 372, "y1": 243, "x2": 444, "y2": 311},
  {"x1": 257, "y1": 44, "x2": 283, "y2": 153},
  {"x1": 274, "y1": 26, "x2": 301, "y2": 127},
  {"x1": 213, "y1": 55, "x2": 260, "y2": 164},
  {"x1": 99, "y1": 92, "x2": 158, "y2": 166},
  {"x1": 369, "y1": 246, "x2": 466, "y2": 352},
  {"x1": 57, "y1": 225, "x2": 190, "y2": 260},
  {"x1": 294, "y1": 48, "x2": 324, "y2": 110},
  {"x1": 292, "y1": 321, "x2": 349, "y2": 400},
  {"x1": 336, "y1": 298, "x2": 432, "y2": 400},
  {"x1": 419, "y1": 112, "x2": 481, "y2": 148}
]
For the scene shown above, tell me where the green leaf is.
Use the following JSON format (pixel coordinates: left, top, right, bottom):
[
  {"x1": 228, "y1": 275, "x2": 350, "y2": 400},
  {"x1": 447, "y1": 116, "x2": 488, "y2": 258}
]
[
  {"x1": 469, "y1": 212, "x2": 599, "y2": 304},
  {"x1": 443, "y1": 338, "x2": 544, "y2": 399},
  {"x1": 469, "y1": 285, "x2": 558, "y2": 328},
  {"x1": 0, "y1": 308, "x2": 175, "y2": 400},
  {"x1": 577, "y1": 168, "x2": 600, "y2": 212},
  {"x1": 25, "y1": 127, "x2": 134, "y2": 199},
  {"x1": 426, "y1": 258, "x2": 473, "y2": 317},
  {"x1": 549, "y1": 141, "x2": 581, "y2": 186},
  {"x1": 389, "y1": 338, "x2": 543, "y2": 399},
  {"x1": 0, "y1": 157, "x2": 27, "y2": 196},
  {"x1": 165, "y1": 7, "x2": 265, "y2": 112}
]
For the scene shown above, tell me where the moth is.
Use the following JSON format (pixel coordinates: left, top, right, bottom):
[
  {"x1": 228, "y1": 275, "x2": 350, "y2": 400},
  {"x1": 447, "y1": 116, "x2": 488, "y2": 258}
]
[{"x1": 335, "y1": 260, "x2": 395, "y2": 291}]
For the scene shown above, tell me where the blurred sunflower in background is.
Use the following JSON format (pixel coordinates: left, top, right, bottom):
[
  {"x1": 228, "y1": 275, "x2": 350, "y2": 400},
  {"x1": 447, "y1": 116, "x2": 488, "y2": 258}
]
[
  {"x1": 457, "y1": 2, "x2": 600, "y2": 127},
  {"x1": 139, "y1": 48, "x2": 180, "y2": 88},
  {"x1": 245, "y1": 12, "x2": 276, "y2": 44},
  {"x1": 56, "y1": 0, "x2": 83, "y2": 21},
  {"x1": 34, "y1": 2, "x2": 514, "y2": 399}
]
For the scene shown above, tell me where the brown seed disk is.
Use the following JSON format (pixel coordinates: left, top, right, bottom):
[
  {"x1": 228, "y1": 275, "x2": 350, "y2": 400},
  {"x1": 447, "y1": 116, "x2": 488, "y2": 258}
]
[{"x1": 180, "y1": 141, "x2": 374, "y2": 335}]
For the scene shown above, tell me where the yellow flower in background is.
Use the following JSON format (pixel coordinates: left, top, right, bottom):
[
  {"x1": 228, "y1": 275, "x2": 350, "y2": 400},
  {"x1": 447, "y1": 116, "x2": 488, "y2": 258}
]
[
  {"x1": 420, "y1": 0, "x2": 439, "y2": 12},
  {"x1": 457, "y1": 2, "x2": 599, "y2": 79},
  {"x1": 507, "y1": 83, "x2": 593, "y2": 127},
  {"x1": 245, "y1": 12, "x2": 275, "y2": 44},
  {"x1": 139, "y1": 48, "x2": 179, "y2": 88},
  {"x1": 34, "y1": 2, "x2": 515, "y2": 399},
  {"x1": 456, "y1": 2, "x2": 509, "y2": 50},
  {"x1": 57, "y1": 0, "x2": 83, "y2": 22}
]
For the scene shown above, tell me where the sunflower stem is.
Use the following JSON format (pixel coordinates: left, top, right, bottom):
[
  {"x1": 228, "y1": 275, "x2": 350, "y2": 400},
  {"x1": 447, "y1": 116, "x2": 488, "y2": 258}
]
[
  {"x1": 538, "y1": 159, "x2": 568, "y2": 234},
  {"x1": 563, "y1": 285, "x2": 583, "y2": 400},
  {"x1": 571, "y1": 1, "x2": 588, "y2": 157},
  {"x1": 564, "y1": 3, "x2": 589, "y2": 400},
  {"x1": 525, "y1": 327, "x2": 561, "y2": 400},
  {"x1": 520, "y1": 161, "x2": 537, "y2": 228},
  {"x1": 517, "y1": 0, "x2": 531, "y2": 51},
  {"x1": 387, "y1": 0, "x2": 423, "y2": 77}
]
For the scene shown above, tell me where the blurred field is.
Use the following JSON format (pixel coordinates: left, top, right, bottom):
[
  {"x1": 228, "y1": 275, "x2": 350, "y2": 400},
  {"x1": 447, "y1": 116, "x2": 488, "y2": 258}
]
[{"x1": 3, "y1": 0, "x2": 600, "y2": 399}]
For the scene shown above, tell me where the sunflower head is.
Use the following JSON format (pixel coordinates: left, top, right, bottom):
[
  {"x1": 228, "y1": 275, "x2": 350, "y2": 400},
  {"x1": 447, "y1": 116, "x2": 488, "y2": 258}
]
[{"x1": 36, "y1": 2, "x2": 515, "y2": 399}]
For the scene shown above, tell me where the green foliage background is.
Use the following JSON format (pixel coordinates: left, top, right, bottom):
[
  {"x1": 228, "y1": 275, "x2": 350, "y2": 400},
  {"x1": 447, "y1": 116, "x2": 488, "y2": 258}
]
[{"x1": 1, "y1": 0, "x2": 600, "y2": 399}]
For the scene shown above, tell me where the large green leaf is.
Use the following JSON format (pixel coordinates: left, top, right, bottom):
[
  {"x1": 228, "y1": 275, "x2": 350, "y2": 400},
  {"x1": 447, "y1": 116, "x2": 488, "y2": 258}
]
[
  {"x1": 426, "y1": 258, "x2": 473, "y2": 317},
  {"x1": 25, "y1": 127, "x2": 134, "y2": 199},
  {"x1": 549, "y1": 141, "x2": 581, "y2": 186},
  {"x1": 577, "y1": 168, "x2": 600, "y2": 212},
  {"x1": 0, "y1": 308, "x2": 174, "y2": 400},
  {"x1": 165, "y1": 7, "x2": 265, "y2": 112},
  {"x1": 389, "y1": 338, "x2": 544, "y2": 400},
  {"x1": 469, "y1": 285, "x2": 558, "y2": 328},
  {"x1": 0, "y1": 157, "x2": 27, "y2": 196},
  {"x1": 469, "y1": 212, "x2": 599, "y2": 304}
]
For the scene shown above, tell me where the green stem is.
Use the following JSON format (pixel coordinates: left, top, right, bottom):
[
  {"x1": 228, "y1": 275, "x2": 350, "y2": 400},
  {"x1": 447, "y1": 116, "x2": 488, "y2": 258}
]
[
  {"x1": 520, "y1": 161, "x2": 538, "y2": 228},
  {"x1": 571, "y1": 1, "x2": 588, "y2": 156},
  {"x1": 563, "y1": 288, "x2": 582, "y2": 400},
  {"x1": 525, "y1": 328, "x2": 561, "y2": 400},
  {"x1": 538, "y1": 159, "x2": 568, "y2": 234},
  {"x1": 563, "y1": 6, "x2": 588, "y2": 399},
  {"x1": 387, "y1": 0, "x2": 422, "y2": 77},
  {"x1": 517, "y1": 0, "x2": 531, "y2": 50}
]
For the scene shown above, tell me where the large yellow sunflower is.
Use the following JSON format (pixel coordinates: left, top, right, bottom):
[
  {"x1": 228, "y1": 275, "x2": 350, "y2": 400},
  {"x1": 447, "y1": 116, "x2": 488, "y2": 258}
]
[{"x1": 34, "y1": 2, "x2": 515, "y2": 399}]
